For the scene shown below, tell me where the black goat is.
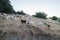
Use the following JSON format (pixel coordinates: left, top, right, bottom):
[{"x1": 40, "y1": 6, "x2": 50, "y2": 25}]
[
  {"x1": 47, "y1": 24, "x2": 50, "y2": 28},
  {"x1": 21, "y1": 19, "x2": 26, "y2": 24},
  {"x1": 43, "y1": 22, "x2": 50, "y2": 28}
]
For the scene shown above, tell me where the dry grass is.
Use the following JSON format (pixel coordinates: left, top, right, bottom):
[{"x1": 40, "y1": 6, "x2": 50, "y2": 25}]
[{"x1": 0, "y1": 15, "x2": 60, "y2": 40}]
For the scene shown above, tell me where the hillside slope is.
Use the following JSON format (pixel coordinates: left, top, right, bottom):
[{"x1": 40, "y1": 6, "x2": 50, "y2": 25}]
[{"x1": 0, "y1": 14, "x2": 60, "y2": 40}]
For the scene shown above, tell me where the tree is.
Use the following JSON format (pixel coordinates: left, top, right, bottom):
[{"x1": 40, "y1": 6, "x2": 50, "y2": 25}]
[
  {"x1": 0, "y1": 0, "x2": 15, "y2": 13},
  {"x1": 52, "y1": 16, "x2": 57, "y2": 20},
  {"x1": 56, "y1": 18, "x2": 60, "y2": 22},
  {"x1": 17, "y1": 10, "x2": 26, "y2": 15},
  {"x1": 33, "y1": 11, "x2": 47, "y2": 19}
]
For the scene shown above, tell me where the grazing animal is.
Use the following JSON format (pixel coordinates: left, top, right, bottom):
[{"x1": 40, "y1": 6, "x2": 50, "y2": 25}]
[
  {"x1": 27, "y1": 22, "x2": 29, "y2": 24},
  {"x1": 16, "y1": 16, "x2": 19, "y2": 17},
  {"x1": 47, "y1": 24, "x2": 50, "y2": 28},
  {"x1": 43, "y1": 22, "x2": 50, "y2": 28},
  {"x1": 21, "y1": 19, "x2": 26, "y2": 24}
]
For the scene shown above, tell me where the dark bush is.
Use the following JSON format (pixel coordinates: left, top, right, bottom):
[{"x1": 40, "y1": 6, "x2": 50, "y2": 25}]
[
  {"x1": 17, "y1": 10, "x2": 26, "y2": 15},
  {"x1": 52, "y1": 16, "x2": 57, "y2": 20},
  {"x1": 33, "y1": 11, "x2": 47, "y2": 19}
]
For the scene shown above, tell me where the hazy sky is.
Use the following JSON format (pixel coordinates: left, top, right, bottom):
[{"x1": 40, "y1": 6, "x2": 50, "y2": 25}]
[{"x1": 10, "y1": 0, "x2": 60, "y2": 17}]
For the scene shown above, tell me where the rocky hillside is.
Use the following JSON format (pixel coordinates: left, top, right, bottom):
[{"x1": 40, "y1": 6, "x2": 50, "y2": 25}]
[{"x1": 0, "y1": 14, "x2": 60, "y2": 40}]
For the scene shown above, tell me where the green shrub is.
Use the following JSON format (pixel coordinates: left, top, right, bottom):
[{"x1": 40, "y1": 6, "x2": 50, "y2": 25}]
[
  {"x1": 52, "y1": 16, "x2": 57, "y2": 20},
  {"x1": 33, "y1": 11, "x2": 47, "y2": 19}
]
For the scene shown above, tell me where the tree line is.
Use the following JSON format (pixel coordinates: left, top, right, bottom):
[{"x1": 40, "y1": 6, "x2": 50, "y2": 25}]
[
  {"x1": 0, "y1": 0, "x2": 15, "y2": 13},
  {"x1": 0, "y1": 0, "x2": 60, "y2": 22}
]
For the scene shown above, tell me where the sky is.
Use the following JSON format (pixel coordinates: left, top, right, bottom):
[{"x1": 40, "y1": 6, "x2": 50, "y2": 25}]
[{"x1": 10, "y1": 0, "x2": 60, "y2": 17}]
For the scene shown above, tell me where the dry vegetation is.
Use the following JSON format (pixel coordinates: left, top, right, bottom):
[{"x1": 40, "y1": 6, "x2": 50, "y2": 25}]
[{"x1": 0, "y1": 14, "x2": 60, "y2": 40}]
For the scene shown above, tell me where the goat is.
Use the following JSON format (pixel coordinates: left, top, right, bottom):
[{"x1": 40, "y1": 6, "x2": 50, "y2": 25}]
[
  {"x1": 43, "y1": 22, "x2": 50, "y2": 28},
  {"x1": 27, "y1": 22, "x2": 29, "y2": 24},
  {"x1": 21, "y1": 19, "x2": 26, "y2": 24},
  {"x1": 47, "y1": 24, "x2": 50, "y2": 28}
]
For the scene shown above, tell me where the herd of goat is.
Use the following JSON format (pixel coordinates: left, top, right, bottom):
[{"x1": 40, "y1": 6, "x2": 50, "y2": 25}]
[
  {"x1": 0, "y1": 13, "x2": 50, "y2": 29},
  {"x1": 21, "y1": 18, "x2": 50, "y2": 29}
]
